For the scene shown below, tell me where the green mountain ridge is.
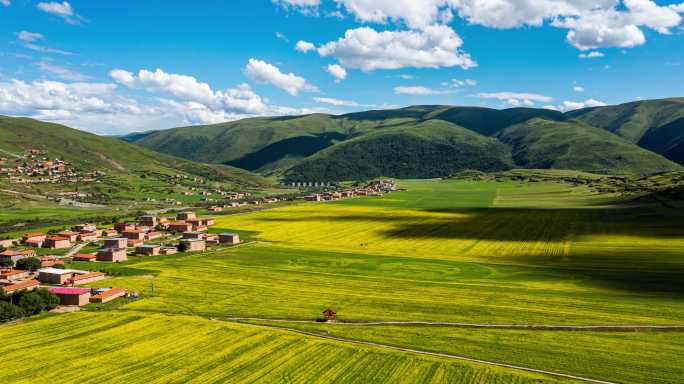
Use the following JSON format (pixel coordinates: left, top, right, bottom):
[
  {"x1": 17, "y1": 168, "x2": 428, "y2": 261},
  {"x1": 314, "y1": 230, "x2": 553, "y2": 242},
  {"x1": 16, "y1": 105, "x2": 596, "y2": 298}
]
[
  {"x1": 0, "y1": 116, "x2": 271, "y2": 190},
  {"x1": 118, "y1": 98, "x2": 684, "y2": 180}
]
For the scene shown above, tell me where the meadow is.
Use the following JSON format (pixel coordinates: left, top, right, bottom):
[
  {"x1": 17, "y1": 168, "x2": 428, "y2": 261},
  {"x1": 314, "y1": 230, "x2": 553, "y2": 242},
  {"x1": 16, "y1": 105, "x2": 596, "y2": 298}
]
[{"x1": 1, "y1": 178, "x2": 683, "y2": 383}]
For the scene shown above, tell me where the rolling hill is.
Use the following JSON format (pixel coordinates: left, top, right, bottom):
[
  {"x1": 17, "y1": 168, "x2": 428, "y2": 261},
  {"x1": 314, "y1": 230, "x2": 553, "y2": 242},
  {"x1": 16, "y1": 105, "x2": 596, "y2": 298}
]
[
  {"x1": 0, "y1": 116, "x2": 271, "y2": 190},
  {"x1": 122, "y1": 98, "x2": 684, "y2": 181}
]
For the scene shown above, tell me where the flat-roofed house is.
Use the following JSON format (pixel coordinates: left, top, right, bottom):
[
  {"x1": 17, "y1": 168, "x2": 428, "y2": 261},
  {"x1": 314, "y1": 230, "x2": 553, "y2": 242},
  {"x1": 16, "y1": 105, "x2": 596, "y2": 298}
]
[
  {"x1": 22, "y1": 232, "x2": 46, "y2": 244},
  {"x1": 160, "y1": 246, "x2": 178, "y2": 255},
  {"x1": 78, "y1": 232, "x2": 99, "y2": 242},
  {"x1": 103, "y1": 238, "x2": 128, "y2": 249},
  {"x1": 90, "y1": 288, "x2": 126, "y2": 303},
  {"x1": 102, "y1": 229, "x2": 118, "y2": 237},
  {"x1": 40, "y1": 256, "x2": 64, "y2": 268},
  {"x1": 72, "y1": 253, "x2": 97, "y2": 262},
  {"x1": 114, "y1": 223, "x2": 136, "y2": 232},
  {"x1": 44, "y1": 236, "x2": 71, "y2": 249},
  {"x1": 122, "y1": 230, "x2": 145, "y2": 240},
  {"x1": 181, "y1": 239, "x2": 206, "y2": 252},
  {"x1": 177, "y1": 211, "x2": 197, "y2": 221},
  {"x1": 135, "y1": 244, "x2": 161, "y2": 256},
  {"x1": 219, "y1": 233, "x2": 241, "y2": 245},
  {"x1": 0, "y1": 249, "x2": 37, "y2": 264},
  {"x1": 37, "y1": 268, "x2": 75, "y2": 285},
  {"x1": 168, "y1": 221, "x2": 193, "y2": 232},
  {"x1": 97, "y1": 248, "x2": 128, "y2": 263},
  {"x1": 0, "y1": 269, "x2": 29, "y2": 281},
  {"x1": 126, "y1": 239, "x2": 143, "y2": 247},
  {"x1": 2, "y1": 279, "x2": 39, "y2": 294},
  {"x1": 56, "y1": 231, "x2": 79, "y2": 242},
  {"x1": 138, "y1": 215, "x2": 158, "y2": 227},
  {"x1": 145, "y1": 231, "x2": 163, "y2": 240},
  {"x1": 49, "y1": 287, "x2": 91, "y2": 306},
  {"x1": 72, "y1": 272, "x2": 106, "y2": 285},
  {"x1": 72, "y1": 223, "x2": 97, "y2": 233},
  {"x1": 182, "y1": 231, "x2": 204, "y2": 240}
]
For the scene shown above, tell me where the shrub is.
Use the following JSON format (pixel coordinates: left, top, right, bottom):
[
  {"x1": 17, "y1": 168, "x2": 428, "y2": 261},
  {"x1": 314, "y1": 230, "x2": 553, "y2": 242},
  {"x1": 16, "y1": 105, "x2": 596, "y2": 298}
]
[
  {"x1": 35, "y1": 288, "x2": 60, "y2": 311},
  {"x1": 18, "y1": 291, "x2": 45, "y2": 315},
  {"x1": 16, "y1": 257, "x2": 42, "y2": 272},
  {"x1": 0, "y1": 301, "x2": 25, "y2": 323},
  {"x1": 0, "y1": 257, "x2": 13, "y2": 269}
]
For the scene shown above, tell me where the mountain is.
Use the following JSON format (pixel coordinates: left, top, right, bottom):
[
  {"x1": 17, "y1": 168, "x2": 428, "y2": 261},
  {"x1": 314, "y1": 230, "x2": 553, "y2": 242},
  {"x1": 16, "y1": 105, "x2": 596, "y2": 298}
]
[
  {"x1": 567, "y1": 98, "x2": 684, "y2": 165},
  {"x1": 498, "y1": 119, "x2": 678, "y2": 174},
  {"x1": 124, "y1": 99, "x2": 684, "y2": 181},
  {"x1": 0, "y1": 116, "x2": 271, "y2": 190}
]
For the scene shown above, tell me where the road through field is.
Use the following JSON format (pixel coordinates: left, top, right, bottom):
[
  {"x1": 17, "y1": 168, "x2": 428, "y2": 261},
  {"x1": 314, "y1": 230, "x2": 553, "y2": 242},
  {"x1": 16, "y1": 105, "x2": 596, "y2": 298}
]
[
  {"x1": 219, "y1": 317, "x2": 684, "y2": 331},
  {"x1": 229, "y1": 319, "x2": 617, "y2": 384}
]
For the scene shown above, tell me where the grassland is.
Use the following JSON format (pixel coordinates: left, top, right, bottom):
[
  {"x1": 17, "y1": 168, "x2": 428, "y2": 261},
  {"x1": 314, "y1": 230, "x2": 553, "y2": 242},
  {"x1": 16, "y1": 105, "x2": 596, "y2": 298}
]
[{"x1": 1, "y1": 178, "x2": 683, "y2": 383}]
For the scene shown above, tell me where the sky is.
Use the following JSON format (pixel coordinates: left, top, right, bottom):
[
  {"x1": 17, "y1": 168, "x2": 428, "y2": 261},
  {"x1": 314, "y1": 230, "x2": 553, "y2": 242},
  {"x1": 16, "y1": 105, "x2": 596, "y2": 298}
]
[{"x1": 1, "y1": 0, "x2": 683, "y2": 134}]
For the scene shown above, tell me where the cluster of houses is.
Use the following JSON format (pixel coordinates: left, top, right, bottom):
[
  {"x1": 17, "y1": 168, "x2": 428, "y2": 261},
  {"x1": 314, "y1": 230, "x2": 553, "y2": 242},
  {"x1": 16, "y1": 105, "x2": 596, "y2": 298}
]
[
  {"x1": 207, "y1": 196, "x2": 282, "y2": 212},
  {"x1": 0, "y1": 249, "x2": 128, "y2": 307},
  {"x1": 304, "y1": 180, "x2": 397, "y2": 202},
  {"x1": 0, "y1": 149, "x2": 105, "y2": 185}
]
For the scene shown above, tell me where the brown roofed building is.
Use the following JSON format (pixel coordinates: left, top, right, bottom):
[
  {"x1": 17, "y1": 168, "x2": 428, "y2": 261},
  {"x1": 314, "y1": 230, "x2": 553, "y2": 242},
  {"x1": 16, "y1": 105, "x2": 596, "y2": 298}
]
[
  {"x1": 2, "y1": 279, "x2": 39, "y2": 294},
  {"x1": 97, "y1": 248, "x2": 128, "y2": 263},
  {"x1": 219, "y1": 233, "x2": 240, "y2": 245},
  {"x1": 180, "y1": 239, "x2": 206, "y2": 252},
  {"x1": 22, "y1": 232, "x2": 46, "y2": 244},
  {"x1": 168, "y1": 221, "x2": 193, "y2": 232},
  {"x1": 0, "y1": 269, "x2": 29, "y2": 281},
  {"x1": 122, "y1": 230, "x2": 145, "y2": 240},
  {"x1": 90, "y1": 288, "x2": 126, "y2": 303},
  {"x1": 72, "y1": 253, "x2": 97, "y2": 262},
  {"x1": 103, "y1": 238, "x2": 128, "y2": 249},
  {"x1": 78, "y1": 232, "x2": 99, "y2": 242},
  {"x1": 177, "y1": 211, "x2": 197, "y2": 220},
  {"x1": 114, "y1": 223, "x2": 135, "y2": 232},
  {"x1": 56, "y1": 231, "x2": 79, "y2": 242},
  {"x1": 44, "y1": 236, "x2": 71, "y2": 249},
  {"x1": 0, "y1": 249, "x2": 37, "y2": 264},
  {"x1": 135, "y1": 244, "x2": 161, "y2": 256},
  {"x1": 71, "y1": 272, "x2": 106, "y2": 285}
]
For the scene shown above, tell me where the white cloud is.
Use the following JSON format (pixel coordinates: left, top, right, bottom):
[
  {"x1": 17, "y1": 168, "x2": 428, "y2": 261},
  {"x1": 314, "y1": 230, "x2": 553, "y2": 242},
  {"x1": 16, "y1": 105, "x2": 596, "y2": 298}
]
[
  {"x1": 1, "y1": 0, "x2": 10, "y2": 6},
  {"x1": 17, "y1": 31, "x2": 44, "y2": 43},
  {"x1": 36, "y1": 61, "x2": 90, "y2": 81},
  {"x1": 37, "y1": 1, "x2": 86, "y2": 25},
  {"x1": 476, "y1": 91, "x2": 553, "y2": 107},
  {"x1": 579, "y1": 51, "x2": 605, "y2": 59},
  {"x1": 394, "y1": 86, "x2": 452, "y2": 95},
  {"x1": 318, "y1": 25, "x2": 476, "y2": 71},
  {"x1": 444, "y1": 78, "x2": 477, "y2": 88},
  {"x1": 244, "y1": 58, "x2": 318, "y2": 96},
  {"x1": 545, "y1": 98, "x2": 608, "y2": 111},
  {"x1": 573, "y1": 86, "x2": 585, "y2": 92},
  {"x1": 276, "y1": 32, "x2": 289, "y2": 42},
  {"x1": 23, "y1": 43, "x2": 74, "y2": 56},
  {"x1": 295, "y1": 40, "x2": 316, "y2": 53},
  {"x1": 313, "y1": 97, "x2": 361, "y2": 106},
  {"x1": 325, "y1": 64, "x2": 347, "y2": 83},
  {"x1": 398, "y1": 74, "x2": 415, "y2": 79},
  {"x1": 288, "y1": 1, "x2": 684, "y2": 51}
]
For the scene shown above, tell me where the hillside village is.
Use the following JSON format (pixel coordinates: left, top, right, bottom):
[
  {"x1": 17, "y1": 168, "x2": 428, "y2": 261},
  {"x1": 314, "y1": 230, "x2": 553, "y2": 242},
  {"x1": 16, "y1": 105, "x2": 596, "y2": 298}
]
[{"x1": 0, "y1": 180, "x2": 398, "y2": 316}]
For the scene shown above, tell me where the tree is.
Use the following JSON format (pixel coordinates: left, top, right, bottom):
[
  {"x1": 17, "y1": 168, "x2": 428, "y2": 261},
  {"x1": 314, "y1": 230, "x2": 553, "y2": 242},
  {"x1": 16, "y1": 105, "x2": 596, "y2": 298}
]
[
  {"x1": 0, "y1": 258, "x2": 13, "y2": 269},
  {"x1": 0, "y1": 301, "x2": 25, "y2": 323},
  {"x1": 16, "y1": 257, "x2": 41, "y2": 272},
  {"x1": 18, "y1": 291, "x2": 45, "y2": 315},
  {"x1": 34, "y1": 288, "x2": 59, "y2": 310}
]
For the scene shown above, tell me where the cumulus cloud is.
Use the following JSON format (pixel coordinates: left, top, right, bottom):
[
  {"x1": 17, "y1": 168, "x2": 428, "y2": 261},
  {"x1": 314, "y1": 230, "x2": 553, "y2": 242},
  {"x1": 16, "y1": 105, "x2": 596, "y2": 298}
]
[
  {"x1": 476, "y1": 91, "x2": 553, "y2": 107},
  {"x1": 325, "y1": 64, "x2": 347, "y2": 82},
  {"x1": 36, "y1": 61, "x2": 90, "y2": 81},
  {"x1": 573, "y1": 86, "x2": 585, "y2": 92},
  {"x1": 287, "y1": 1, "x2": 684, "y2": 51},
  {"x1": 296, "y1": 40, "x2": 316, "y2": 52},
  {"x1": 318, "y1": 25, "x2": 476, "y2": 71},
  {"x1": 244, "y1": 58, "x2": 318, "y2": 96},
  {"x1": 579, "y1": 51, "x2": 605, "y2": 59},
  {"x1": 37, "y1": 1, "x2": 86, "y2": 25},
  {"x1": 394, "y1": 86, "x2": 453, "y2": 95}
]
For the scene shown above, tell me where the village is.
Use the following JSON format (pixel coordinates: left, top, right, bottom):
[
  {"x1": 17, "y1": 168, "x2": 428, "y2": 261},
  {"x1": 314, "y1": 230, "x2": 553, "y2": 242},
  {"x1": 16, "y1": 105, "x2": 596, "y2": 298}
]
[
  {"x1": 0, "y1": 179, "x2": 397, "y2": 316},
  {"x1": 0, "y1": 149, "x2": 105, "y2": 186}
]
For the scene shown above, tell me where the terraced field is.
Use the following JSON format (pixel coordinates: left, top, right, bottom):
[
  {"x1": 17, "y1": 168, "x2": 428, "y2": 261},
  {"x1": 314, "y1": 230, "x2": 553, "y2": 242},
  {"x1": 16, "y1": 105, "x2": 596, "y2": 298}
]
[{"x1": 2, "y1": 178, "x2": 683, "y2": 383}]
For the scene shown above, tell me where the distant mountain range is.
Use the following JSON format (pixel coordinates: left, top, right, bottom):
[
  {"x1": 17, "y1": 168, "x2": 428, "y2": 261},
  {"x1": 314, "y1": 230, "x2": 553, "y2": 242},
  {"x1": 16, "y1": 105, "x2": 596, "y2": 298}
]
[{"x1": 119, "y1": 98, "x2": 684, "y2": 181}]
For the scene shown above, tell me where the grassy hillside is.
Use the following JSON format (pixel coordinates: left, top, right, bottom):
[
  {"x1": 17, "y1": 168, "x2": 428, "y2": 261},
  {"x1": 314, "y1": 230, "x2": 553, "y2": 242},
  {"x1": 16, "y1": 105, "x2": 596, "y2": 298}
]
[
  {"x1": 498, "y1": 119, "x2": 680, "y2": 174},
  {"x1": 0, "y1": 116, "x2": 271, "y2": 193},
  {"x1": 127, "y1": 98, "x2": 684, "y2": 180},
  {"x1": 284, "y1": 120, "x2": 513, "y2": 181}
]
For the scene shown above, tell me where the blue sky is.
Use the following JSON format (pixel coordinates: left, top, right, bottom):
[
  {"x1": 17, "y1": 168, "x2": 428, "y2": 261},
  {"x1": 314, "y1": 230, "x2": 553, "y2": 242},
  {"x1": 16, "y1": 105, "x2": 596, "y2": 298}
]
[{"x1": 1, "y1": 0, "x2": 683, "y2": 134}]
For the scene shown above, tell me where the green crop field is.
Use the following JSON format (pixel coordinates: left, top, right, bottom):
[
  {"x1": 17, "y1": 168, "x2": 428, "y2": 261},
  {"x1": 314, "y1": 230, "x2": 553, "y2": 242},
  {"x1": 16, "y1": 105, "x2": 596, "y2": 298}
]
[{"x1": 1, "y1": 178, "x2": 683, "y2": 383}]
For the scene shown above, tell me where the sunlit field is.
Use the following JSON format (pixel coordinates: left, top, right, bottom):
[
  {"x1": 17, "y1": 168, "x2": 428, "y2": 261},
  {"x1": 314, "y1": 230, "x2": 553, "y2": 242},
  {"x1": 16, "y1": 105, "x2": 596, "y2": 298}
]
[{"x1": 2, "y1": 179, "x2": 683, "y2": 383}]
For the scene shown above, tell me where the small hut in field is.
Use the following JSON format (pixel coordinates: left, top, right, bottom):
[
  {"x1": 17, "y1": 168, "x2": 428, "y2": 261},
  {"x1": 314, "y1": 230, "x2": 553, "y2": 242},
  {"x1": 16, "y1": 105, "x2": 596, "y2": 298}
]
[{"x1": 322, "y1": 309, "x2": 337, "y2": 320}]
